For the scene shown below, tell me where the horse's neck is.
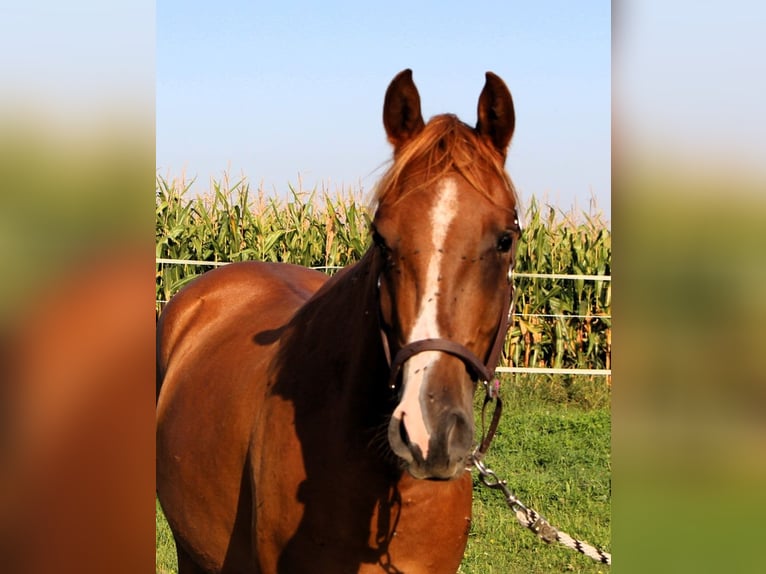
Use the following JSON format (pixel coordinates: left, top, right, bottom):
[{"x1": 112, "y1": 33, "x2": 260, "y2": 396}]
[
  {"x1": 272, "y1": 251, "x2": 393, "y2": 466},
  {"x1": 284, "y1": 250, "x2": 388, "y2": 399},
  {"x1": 309, "y1": 251, "x2": 385, "y2": 378}
]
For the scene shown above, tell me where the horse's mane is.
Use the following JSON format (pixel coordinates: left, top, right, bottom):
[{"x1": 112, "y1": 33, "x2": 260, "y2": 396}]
[{"x1": 372, "y1": 114, "x2": 517, "y2": 209}]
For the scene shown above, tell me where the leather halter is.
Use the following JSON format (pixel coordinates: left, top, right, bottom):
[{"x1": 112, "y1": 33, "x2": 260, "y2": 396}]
[
  {"x1": 378, "y1": 267, "x2": 515, "y2": 458},
  {"x1": 381, "y1": 277, "x2": 514, "y2": 392}
]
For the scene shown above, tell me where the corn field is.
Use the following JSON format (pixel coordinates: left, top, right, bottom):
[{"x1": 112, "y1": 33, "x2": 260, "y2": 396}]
[{"x1": 156, "y1": 175, "x2": 611, "y2": 372}]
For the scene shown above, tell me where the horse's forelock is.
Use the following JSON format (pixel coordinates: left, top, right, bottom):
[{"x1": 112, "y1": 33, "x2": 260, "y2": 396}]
[{"x1": 371, "y1": 114, "x2": 517, "y2": 212}]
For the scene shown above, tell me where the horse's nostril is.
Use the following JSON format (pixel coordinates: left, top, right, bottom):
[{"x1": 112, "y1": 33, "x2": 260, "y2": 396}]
[
  {"x1": 387, "y1": 414, "x2": 416, "y2": 465},
  {"x1": 447, "y1": 411, "x2": 472, "y2": 452},
  {"x1": 399, "y1": 416, "x2": 409, "y2": 446}
]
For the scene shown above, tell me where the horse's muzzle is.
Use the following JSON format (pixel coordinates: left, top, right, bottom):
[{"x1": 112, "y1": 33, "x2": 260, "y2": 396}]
[{"x1": 388, "y1": 407, "x2": 473, "y2": 480}]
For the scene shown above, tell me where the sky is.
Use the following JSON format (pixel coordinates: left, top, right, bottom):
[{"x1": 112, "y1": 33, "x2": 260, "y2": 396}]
[
  {"x1": 157, "y1": 1, "x2": 611, "y2": 219},
  {"x1": 616, "y1": 1, "x2": 766, "y2": 172}
]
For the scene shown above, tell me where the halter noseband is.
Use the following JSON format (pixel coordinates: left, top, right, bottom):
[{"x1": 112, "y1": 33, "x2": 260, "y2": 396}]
[
  {"x1": 378, "y1": 271, "x2": 514, "y2": 458},
  {"x1": 379, "y1": 270, "x2": 515, "y2": 393}
]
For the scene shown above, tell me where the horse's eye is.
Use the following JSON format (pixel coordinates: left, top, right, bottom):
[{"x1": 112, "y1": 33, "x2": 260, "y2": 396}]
[{"x1": 497, "y1": 233, "x2": 514, "y2": 253}]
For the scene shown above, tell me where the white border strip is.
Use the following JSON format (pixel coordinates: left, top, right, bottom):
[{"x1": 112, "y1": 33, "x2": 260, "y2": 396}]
[
  {"x1": 513, "y1": 272, "x2": 611, "y2": 281},
  {"x1": 496, "y1": 367, "x2": 611, "y2": 376},
  {"x1": 156, "y1": 259, "x2": 611, "y2": 281},
  {"x1": 154, "y1": 259, "x2": 613, "y2": 376},
  {"x1": 156, "y1": 258, "x2": 230, "y2": 266},
  {"x1": 155, "y1": 258, "x2": 346, "y2": 272}
]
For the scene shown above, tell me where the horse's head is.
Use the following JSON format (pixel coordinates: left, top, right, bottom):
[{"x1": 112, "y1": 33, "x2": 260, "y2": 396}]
[{"x1": 373, "y1": 70, "x2": 520, "y2": 480}]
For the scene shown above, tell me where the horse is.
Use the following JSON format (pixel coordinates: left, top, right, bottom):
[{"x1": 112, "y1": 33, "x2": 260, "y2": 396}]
[{"x1": 156, "y1": 69, "x2": 520, "y2": 574}]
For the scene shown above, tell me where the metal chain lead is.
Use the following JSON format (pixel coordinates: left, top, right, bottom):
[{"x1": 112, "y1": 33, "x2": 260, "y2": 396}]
[{"x1": 471, "y1": 455, "x2": 612, "y2": 566}]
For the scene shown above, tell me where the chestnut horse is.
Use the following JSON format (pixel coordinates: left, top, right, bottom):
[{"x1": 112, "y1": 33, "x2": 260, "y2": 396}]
[{"x1": 157, "y1": 69, "x2": 520, "y2": 574}]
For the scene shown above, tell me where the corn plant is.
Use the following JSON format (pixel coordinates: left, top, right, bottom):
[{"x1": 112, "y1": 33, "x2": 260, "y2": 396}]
[{"x1": 156, "y1": 177, "x2": 611, "y2": 371}]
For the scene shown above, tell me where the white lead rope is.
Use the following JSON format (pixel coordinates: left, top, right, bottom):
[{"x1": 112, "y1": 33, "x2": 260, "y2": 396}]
[{"x1": 471, "y1": 456, "x2": 611, "y2": 566}]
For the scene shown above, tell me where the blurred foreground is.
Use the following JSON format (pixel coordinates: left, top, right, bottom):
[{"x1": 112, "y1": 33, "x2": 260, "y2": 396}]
[{"x1": 0, "y1": 3, "x2": 155, "y2": 569}]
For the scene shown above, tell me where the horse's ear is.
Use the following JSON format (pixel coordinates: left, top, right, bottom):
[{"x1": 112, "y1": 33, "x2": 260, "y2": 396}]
[
  {"x1": 383, "y1": 69, "x2": 425, "y2": 152},
  {"x1": 476, "y1": 71, "x2": 515, "y2": 158}
]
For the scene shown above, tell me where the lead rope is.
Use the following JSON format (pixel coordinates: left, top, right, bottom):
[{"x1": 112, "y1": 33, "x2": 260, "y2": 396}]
[
  {"x1": 470, "y1": 455, "x2": 611, "y2": 565},
  {"x1": 470, "y1": 260, "x2": 611, "y2": 566}
]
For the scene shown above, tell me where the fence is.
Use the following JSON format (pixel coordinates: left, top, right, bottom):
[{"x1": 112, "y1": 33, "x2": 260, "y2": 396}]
[{"x1": 155, "y1": 258, "x2": 611, "y2": 377}]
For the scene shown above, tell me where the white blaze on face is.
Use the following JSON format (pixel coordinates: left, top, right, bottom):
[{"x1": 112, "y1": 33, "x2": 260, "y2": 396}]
[{"x1": 393, "y1": 178, "x2": 458, "y2": 460}]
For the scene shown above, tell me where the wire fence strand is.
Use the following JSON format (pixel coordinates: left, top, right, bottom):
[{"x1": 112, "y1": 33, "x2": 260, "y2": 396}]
[{"x1": 156, "y1": 259, "x2": 612, "y2": 377}]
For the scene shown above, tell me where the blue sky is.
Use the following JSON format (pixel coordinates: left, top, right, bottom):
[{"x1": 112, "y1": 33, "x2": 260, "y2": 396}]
[{"x1": 157, "y1": 2, "x2": 611, "y2": 218}]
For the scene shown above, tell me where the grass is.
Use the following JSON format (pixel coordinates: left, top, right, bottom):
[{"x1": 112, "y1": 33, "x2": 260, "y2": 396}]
[
  {"x1": 460, "y1": 375, "x2": 611, "y2": 573},
  {"x1": 156, "y1": 374, "x2": 610, "y2": 573},
  {"x1": 156, "y1": 498, "x2": 178, "y2": 574}
]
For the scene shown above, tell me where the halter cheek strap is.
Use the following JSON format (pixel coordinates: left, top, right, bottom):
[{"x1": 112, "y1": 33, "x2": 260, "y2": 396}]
[
  {"x1": 380, "y1": 268, "x2": 514, "y2": 384},
  {"x1": 378, "y1": 266, "x2": 515, "y2": 457},
  {"x1": 377, "y1": 215, "x2": 520, "y2": 457}
]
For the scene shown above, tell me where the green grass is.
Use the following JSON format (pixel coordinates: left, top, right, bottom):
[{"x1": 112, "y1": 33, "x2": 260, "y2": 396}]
[
  {"x1": 460, "y1": 375, "x2": 611, "y2": 573},
  {"x1": 156, "y1": 498, "x2": 178, "y2": 574},
  {"x1": 156, "y1": 375, "x2": 610, "y2": 573}
]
